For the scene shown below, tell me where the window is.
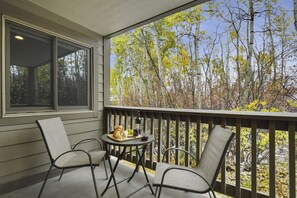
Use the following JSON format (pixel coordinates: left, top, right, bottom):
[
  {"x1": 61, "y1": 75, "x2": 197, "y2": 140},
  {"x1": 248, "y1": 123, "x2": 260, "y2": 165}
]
[
  {"x1": 5, "y1": 21, "x2": 92, "y2": 113},
  {"x1": 57, "y1": 41, "x2": 89, "y2": 107}
]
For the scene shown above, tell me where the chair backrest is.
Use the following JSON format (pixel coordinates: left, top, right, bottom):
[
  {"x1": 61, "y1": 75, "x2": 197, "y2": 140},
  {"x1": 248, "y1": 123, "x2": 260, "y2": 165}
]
[
  {"x1": 36, "y1": 117, "x2": 71, "y2": 162},
  {"x1": 195, "y1": 125, "x2": 235, "y2": 187}
]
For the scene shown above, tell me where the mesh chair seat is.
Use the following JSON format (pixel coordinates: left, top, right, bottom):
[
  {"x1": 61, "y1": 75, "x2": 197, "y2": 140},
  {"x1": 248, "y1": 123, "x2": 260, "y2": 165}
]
[
  {"x1": 54, "y1": 150, "x2": 106, "y2": 168},
  {"x1": 154, "y1": 163, "x2": 209, "y2": 193}
]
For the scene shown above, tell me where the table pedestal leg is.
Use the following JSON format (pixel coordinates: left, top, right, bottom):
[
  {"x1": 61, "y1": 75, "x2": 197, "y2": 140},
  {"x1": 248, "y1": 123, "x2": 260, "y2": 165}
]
[
  {"x1": 101, "y1": 146, "x2": 127, "y2": 198},
  {"x1": 127, "y1": 145, "x2": 154, "y2": 195}
]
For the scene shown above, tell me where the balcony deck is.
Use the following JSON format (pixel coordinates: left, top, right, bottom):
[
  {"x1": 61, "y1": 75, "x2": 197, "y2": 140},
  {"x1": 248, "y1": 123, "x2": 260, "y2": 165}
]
[{"x1": 2, "y1": 157, "x2": 210, "y2": 198}]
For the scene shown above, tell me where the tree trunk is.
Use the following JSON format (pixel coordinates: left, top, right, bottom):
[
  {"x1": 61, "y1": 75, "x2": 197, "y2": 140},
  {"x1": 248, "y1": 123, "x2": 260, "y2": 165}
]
[
  {"x1": 194, "y1": 6, "x2": 202, "y2": 109},
  {"x1": 243, "y1": 0, "x2": 255, "y2": 104},
  {"x1": 153, "y1": 22, "x2": 165, "y2": 106},
  {"x1": 266, "y1": 0, "x2": 277, "y2": 83}
]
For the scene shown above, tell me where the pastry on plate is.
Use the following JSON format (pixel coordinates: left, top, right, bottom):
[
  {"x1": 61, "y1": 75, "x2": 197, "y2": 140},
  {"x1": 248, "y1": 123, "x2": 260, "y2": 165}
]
[{"x1": 113, "y1": 126, "x2": 123, "y2": 139}]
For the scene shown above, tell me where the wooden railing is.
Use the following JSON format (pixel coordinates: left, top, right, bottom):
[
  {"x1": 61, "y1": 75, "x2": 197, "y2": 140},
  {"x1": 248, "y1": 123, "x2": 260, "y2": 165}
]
[{"x1": 104, "y1": 105, "x2": 296, "y2": 198}]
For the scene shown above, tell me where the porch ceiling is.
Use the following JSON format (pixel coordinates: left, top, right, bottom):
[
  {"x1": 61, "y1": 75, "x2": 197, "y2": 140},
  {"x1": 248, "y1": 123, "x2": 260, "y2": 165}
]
[{"x1": 22, "y1": 0, "x2": 207, "y2": 37}]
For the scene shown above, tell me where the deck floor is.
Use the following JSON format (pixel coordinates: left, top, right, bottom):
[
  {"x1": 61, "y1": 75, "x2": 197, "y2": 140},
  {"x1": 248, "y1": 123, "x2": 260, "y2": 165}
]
[{"x1": 2, "y1": 158, "x2": 211, "y2": 198}]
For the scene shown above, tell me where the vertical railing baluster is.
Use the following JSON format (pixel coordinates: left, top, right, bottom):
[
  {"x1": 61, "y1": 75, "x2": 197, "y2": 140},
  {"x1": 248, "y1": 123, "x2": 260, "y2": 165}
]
[
  {"x1": 236, "y1": 118, "x2": 241, "y2": 198},
  {"x1": 208, "y1": 117, "x2": 213, "y2": 134},
  {"x1": 251, "y1": 120, "x2": 257, "y2": 198},
  {"x1": 166, "y1": 115, "x2": 171, "y2": 163},
  {"x1": 143, "y1": 113, "x2": 147, "y2": 132},
  {"x1": 113, "y1": 110, "x2": 117, "y2": 127},
  {"x1": 196, "y1": 116, "x2": 201, "y2": 163},
  {"x1": 119, "y1": 111, "x2": 122, "y2": 125},
  {"x1": 175, "y1": 116, "x2": 180, "y2": 165},
  {"x1": 123, "y1": 111, "x2": 128, "y2": 160},
  {"x1": 269, "y1": 120, "x2": 275, "y2": 198},
  {"x1": 288, "y1": 121, "x2": 296, "y2": 198},
  {"x1": 130, "y1": 112, "x2": 134, "y2": 162},
  {"x1": 143, "y1": 113, "x2": 147, "y2": 166},
  {"x1": 150, "y1": 114, "x2": 155, "y2": 169},
  {"x1": 221, "y1": 118, "x2": 227, "y2": 194},
  {"x1": 107, "y1": 110, "x2": 112, "y2": 155},
  {"x1": 185, "y1": 116, "x2": 190, "y2": 167},
  {"x1": 117, "y1": 111, "x2": 123, "y2": 156},
  {"x1": 108, "y1": 110, "x2": 112, "y2": 132},
  {"x1": 157, "y1": 114, "x2": 162, "y2": 162},
  {"x1": 112, "y1": 110, "x2": 117, "y2": 156},
  {"x1": 124, "y1": 111, "x2": 128, "y2": 129}
]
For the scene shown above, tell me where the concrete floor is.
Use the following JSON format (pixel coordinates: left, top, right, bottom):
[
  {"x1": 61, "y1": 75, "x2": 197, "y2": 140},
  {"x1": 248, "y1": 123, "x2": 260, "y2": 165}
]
[{"x1": 2, "y1": 158, "x2": 210, "y2": 198}]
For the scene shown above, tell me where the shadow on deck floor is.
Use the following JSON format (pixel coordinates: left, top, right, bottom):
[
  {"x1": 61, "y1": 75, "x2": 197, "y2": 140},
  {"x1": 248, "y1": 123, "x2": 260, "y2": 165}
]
[{"x1": 2, "y1": 157, "x2": 212, "y2": 198}]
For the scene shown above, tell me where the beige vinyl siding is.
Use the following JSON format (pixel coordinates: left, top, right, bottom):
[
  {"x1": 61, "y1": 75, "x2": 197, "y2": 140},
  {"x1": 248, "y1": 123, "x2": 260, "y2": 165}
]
[
  {"x1": 0, "y1": 0, "x2": 105, "y2": 189},
  {"x1": 98, "y1": 43, "x2": 104, "y2": 111}
]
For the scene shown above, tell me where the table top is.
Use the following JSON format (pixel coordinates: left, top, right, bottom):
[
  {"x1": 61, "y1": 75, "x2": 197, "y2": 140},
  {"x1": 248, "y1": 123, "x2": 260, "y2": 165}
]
[{"x1": 101, "y1": 133, "x2": 154, "y2": 146}]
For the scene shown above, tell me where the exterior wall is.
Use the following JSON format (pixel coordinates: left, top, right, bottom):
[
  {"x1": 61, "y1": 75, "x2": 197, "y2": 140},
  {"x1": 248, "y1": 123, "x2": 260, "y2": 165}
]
[{"x1": 0, "y1": 1, "x2": 104, "y2": 194}]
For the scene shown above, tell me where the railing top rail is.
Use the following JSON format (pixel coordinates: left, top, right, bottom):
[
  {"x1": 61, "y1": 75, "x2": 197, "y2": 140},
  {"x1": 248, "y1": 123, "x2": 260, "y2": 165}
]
[{"x1": 104, "y1": 105, "x2": 297, "y2": 121}]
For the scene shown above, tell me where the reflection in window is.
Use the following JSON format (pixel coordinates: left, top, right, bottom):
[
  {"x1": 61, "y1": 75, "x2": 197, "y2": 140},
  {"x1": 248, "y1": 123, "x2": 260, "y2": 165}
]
[
  {"x1": 58, "y1": 41, "x2": 89, "y2": 106},
  {"x1": 6, "y1": 22, "x2": 91, "y2": 112},
  {"x1": 9, "y1": 25, "x2": 52, "y2": 107}
]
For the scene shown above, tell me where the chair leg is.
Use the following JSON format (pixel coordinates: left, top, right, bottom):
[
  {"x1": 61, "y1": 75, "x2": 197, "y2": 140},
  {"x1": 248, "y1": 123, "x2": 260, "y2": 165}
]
[
  {"x1": 90, "y1": 165, "x2": 99, "y2": 198},
  {"x1": 154, "y1": 187, "x2": 159, "y2": 197},
  {"x1": 38, "y1": 165, "x2": 53, "y2": 198},
  {"x1": 58, "y1": 169, "x2": 64, "y2": 181},
  {"x1": 103, "y1": 158, "x2": 108, "y2": 179},
  {"x1": 157, "y1": 186, "x2": 163, "y2": 198},
  {"x1": 211, "y1": 189, "x2": 216, "y2": 198}
]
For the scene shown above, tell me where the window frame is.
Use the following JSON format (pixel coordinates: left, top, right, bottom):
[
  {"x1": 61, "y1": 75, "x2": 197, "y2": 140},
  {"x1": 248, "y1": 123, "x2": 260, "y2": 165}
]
[{"x1": 2, "y1": 16, "x2": 94, "y2": 116}]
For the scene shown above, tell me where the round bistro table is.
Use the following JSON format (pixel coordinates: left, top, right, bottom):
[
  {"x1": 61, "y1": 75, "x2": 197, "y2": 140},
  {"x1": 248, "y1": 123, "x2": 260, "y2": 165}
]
[{"x1": 101, "y1": 134, "x2": 154, "y2": 198}]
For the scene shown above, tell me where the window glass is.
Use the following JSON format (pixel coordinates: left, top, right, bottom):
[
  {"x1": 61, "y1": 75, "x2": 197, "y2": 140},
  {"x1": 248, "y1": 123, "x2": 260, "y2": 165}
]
[
  {"x1": 6, "y1": 21, "x2": 92, "y2": 113},
  {"x1": 57, "y1": 41, "x2": 89, "y2": 106},
  {"x1": 9, "y1": 25, "x2": 52, "y2": 107}
]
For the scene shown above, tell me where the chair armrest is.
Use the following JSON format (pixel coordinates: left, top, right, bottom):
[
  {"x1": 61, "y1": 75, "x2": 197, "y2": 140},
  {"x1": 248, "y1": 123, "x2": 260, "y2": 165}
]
[
  {"x1": 160, "y1": 166, "x2": 213, "y2": 192},
  {"x1": 53, "y1": 149, "x2": 93, "y2": 166},
  {"x1": 162, "y1": 147, "x2": 196, "y2": 162},
  {"x1": 72, "y1": 138, "x2": 104, "y2": 150}
]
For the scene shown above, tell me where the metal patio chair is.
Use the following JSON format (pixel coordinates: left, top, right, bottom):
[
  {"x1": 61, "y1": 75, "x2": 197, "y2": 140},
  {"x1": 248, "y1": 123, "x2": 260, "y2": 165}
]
[
  {"x1": 36, "y1": 117, "x2": 108, "y2": 198},
  {"x1": 153, "y1": 125, "x2": 235, "y2": 198}
]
